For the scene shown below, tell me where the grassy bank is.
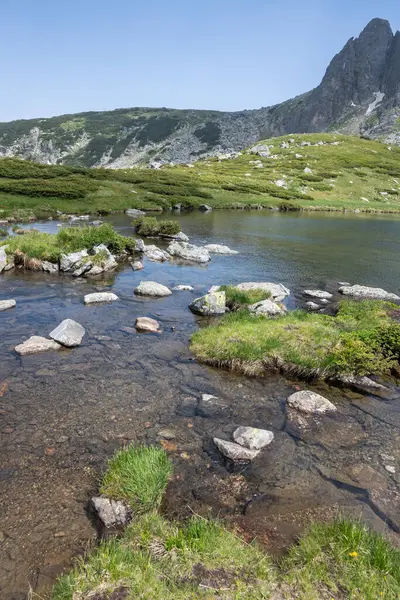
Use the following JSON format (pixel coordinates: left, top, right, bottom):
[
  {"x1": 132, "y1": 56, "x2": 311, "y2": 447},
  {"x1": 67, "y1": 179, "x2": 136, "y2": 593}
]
[
  {"x1": 191, "y1": 300, "x2": 400, "y2": 378},
  {"x1": 51, "y1": 444, "x2": 400, "y2": 600},
  {"x1": 1, "y1": 134, "x2": 400, "y2": 220},
  {"x1": 0, "y1": 223, "x2": 136, "y2": 262}
]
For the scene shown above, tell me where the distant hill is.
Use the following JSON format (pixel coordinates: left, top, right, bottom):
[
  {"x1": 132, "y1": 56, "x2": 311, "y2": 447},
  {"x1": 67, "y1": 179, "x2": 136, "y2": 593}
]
[{"x1": 0, "y1": 18, "x2": 399, "y2": 168}]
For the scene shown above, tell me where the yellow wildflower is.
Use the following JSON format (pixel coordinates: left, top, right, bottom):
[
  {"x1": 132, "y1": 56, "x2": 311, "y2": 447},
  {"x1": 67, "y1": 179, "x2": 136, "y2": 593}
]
[{"x1": 348, "y1": 551, "x2": 358, "y2": 557}]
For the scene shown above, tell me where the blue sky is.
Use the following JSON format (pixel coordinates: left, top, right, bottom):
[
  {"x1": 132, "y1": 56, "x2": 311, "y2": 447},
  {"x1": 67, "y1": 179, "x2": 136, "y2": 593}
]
[{"x1": 1, "y1": 0, "x2": 399, "y2": 121}]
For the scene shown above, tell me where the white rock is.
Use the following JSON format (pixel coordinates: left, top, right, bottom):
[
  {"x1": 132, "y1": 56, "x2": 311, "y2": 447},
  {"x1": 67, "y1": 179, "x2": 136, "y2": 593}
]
[
  {"x1": 0, "y1": 245, "x2": 8, "y2": 273},
  {"x1": 126, "y1": 208, "x2": 145, "y2": 217},
  {"x1": 15, "y1": 336, "x2": 61, "y2": 355},
  {"x1": 204, "y1": 244, "x2": 238, "y2": 255},
  {"x1": 275, "y1": 179, "x2": 287, "y2": 188},
  {"x1": 304, "y1": 167, "x2": 313, "y2": 174},
  {"x1": 213, "y1": 438, "x2": 260, "y2": 462},
  {"x1": 60, "y1": 250, "x2": 89, "y2": 272},
  {"x1": 0, "y1": 299, "x2": 16, "y2": 311},
  {"x1": 189, "y1": 292, "x2": 226, "y2": 316},
  {"x1": 306, "y1": 301, "x2": 320, "y2": 310},
  {"x1": 173, "y1": 285, "x2": 194, "y2": 291},
  {"x1": 208, "y1": 285, "x2": 221, "y2": 294},
  {"x1": 167, "y1": 241, "x2": 211, "y2": 263},
  {"x1": 49, "y1": 319, "x2": 86, "y2": 347},
  {"x1": 91, "y1": 244, "x2": 117, "y2": 271},
  {"x1": 385, "y1": 465, "x2": 396, "y2": 474},
  {"x1": 130, "y1": 260, "x2": 144, "y2": 271},
  {"x1": 91, "y1": 497, "x2": 131, "y2": 528},
  {"x1": 287, "y1": 391, "x2": 337, "y2": 414},
  {"x1": 135, "y1": 317, "x2": 160, "y2": 333},
  {"x1": 161, "y1": 231, "x2": 189, "y2": 242},
  {"x1": 339, "y1": 285, "x2": 400, "y2": 301},
  {"x1": 84, "y1": 292, "x2": 119, "y2": 304},
  {"x1": 304, "y1": 290, "x2": 333, "y2": 299},
  {"x1": 134, "y1": 281, "x2": 172, "y2": 297},
  {"x1": 42, "y1": 261, "x2": 59, "y2": 274},
  {"x1": 233, "y1": 427, "x2": 274, "y2": 450},
  {"x1": 249, "y1": 299, "x2": 285, "y2": 316},
  {"x1": 143, "y1": 245, "x2": 170, "y2": 262}
]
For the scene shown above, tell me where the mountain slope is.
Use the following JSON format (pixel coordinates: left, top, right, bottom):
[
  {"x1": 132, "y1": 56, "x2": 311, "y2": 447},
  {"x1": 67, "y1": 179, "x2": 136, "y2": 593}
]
[{"x1": 0, "y1": 18, "x2": 399, "y2": 168}]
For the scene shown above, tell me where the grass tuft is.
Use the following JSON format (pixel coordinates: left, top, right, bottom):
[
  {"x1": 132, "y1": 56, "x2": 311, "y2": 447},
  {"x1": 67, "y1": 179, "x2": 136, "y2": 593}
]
[
  {"x1": 219, "y1": 285, "x2": 271, "y2": 310},
  {"x1": 133, "y1": 216, "x2": 181, "y2": 236},
  {"x1": 100, "y1": 445, "x2": 173, "y2": 513}
]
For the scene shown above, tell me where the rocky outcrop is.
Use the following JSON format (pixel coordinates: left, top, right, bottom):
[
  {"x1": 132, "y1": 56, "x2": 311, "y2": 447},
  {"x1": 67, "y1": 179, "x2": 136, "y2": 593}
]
[
  {"x1": 49, "y1": 319, "x2": 85, "y2": 347},
  {"x1": 167, "y1": 241, "x2": 211, "y2": 263},
  {"x1": 339, "y1": 285, "x2": 399, "y2": 300},
  {"x1": 189, "y1": 292, "x2": 226, "y2": 316},
  {"x1": 134, "y1": 281, "x2": 172, "y2": 297},
  {"x1": 15, "y1": 336, "x2": 61, "y2": 355}
]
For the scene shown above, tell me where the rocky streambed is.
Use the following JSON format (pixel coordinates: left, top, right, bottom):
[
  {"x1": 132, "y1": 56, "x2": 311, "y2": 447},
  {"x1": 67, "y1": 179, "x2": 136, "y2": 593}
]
[{"x1": 0, "y1": 211, "x2": 400, "y2": 599}]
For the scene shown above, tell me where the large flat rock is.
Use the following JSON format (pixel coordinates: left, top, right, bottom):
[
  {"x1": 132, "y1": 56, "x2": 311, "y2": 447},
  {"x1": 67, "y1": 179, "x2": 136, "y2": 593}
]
[
  {"x1": 235, "y1": 282, "x2": 290, "y2": 302},
  {"x1": 15, "y1": 336, "x2": 61, "y2": 355},
  {"x1": 213, "y1": 438, "x2": 260, "y2": 462},
  {"x1": 134, "y1": 281, "x2": 172, "y2": 297},
  {"x1": 167, "y1": 241, "x2": 211, "y2": 263},
  {"x1": 339, "y1": 285, "x2": 400, "y2": 301},
  {"x1": 287, "y1": 390, "x2": 337, "y2": 414},
  {"x1": 84, "y1": 292, "x2": 119, "y2": 304},
  {"x1": 49, "y1": 319, "x2": 86, "y2": 347},
  {"x1": 0, "y1": 299, "x2": 16, "y2": 311},
  {"x1": 249, "y1": 299, "x2": 285, "y2": 316}
]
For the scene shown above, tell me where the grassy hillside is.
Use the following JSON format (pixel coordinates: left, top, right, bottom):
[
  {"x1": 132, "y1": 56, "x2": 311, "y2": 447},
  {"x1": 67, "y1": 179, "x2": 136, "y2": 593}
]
[{"x1": 1, "y1": 133, "x2": 400, "y2": 221}]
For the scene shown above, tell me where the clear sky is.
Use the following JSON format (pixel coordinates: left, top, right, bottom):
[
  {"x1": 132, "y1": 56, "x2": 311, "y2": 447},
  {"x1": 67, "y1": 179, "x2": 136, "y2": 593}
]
[{"x1": 1, "y1": 0, "x2": 399, "y2": 121}]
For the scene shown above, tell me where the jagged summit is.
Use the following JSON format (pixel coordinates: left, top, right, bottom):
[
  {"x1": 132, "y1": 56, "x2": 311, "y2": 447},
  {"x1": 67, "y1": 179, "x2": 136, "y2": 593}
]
[{"x1": 0, "y1": 18, "x2": 399, "y2": 167}]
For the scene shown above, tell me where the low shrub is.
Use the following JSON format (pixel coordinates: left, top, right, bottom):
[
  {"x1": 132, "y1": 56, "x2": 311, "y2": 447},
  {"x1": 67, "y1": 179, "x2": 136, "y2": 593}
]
[{"x1": 133, "y1": 216, "x2": 180, "y2": 236}]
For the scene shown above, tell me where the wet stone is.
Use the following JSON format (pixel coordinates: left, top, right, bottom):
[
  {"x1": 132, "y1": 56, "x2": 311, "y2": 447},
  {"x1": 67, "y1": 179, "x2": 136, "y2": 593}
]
[
  {"x1": 287, "y1": 390, "x2": 337, "y2": 414},
  {"x1": 0, "y1": 299, "x2": 16, "y2": 311},
  {"x1": 135, "y1": 317, "x2": 161, "y2": 333},
  {"x1": 233, "y1": 426, "x2": 274, "y2": 450},
  {"x1": 196, "y1": 394, "x2": 230, "y2": 418},
  {"x1": 213, "y1": 438, "x2": 260, "y2": 462},
  {"x1": 176, "y1": 397, "x2": 197, "y2": 417},
  {"x1": 15, "y1": 336, "x2": 61, "y2": 356},
  {"x1": 49, "y1": 319, "x2": 85, "y2": 347}
]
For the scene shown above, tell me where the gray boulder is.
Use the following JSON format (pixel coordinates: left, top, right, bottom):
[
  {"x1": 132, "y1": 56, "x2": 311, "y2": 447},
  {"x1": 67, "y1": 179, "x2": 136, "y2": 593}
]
[
  {"x1": 0, "y1": 299, "x2": 16, "y2": 311},
  {"x1": 304, "y1": 290, "x2": 333, "y2": 299},
  {"x1": 42, "y1": 261, "x2": 59, "y2": 275},
  {"x1": 126, "y1": 208, "x2": 145, "y2": 217},
  {"x1": 199, "y1": 204, "x2": 212, "y2": 212},
  {"x1": 339, "y1": 285, "x2": 400, "y2": 301},
  {"x1": 143, "y1": 245, "x2": 170, "y2": 262},
  {"x1": 91, "y1": 497, "x2": 131, "y2": 528},
  {"x1": 135, "y1": 239, "x2": 145, "y2": 252},
  {"x1": 189, "y1": 291, "x2": 226, "y2": 316},
  {"x1": 135, "y1": 317, "x2": 161, "y2": 333},
  {"x1": 15, "y1": 336, "x2": 61, "y2": 355},
  {"x1": 287, "y1": 390, "x2": 337, "y2": 414},
  {"x1": 60, "y1": 249, "x2": 89, "y2": 272},
  {"x1": 161, "y1": 231, "x2": 189, "y2": 242},
  {"x1": 167, "y1": 241, "x2": 211, "y2": 263},
  {"x1": 213, "y1": 438, "x2": 260, "y2": 462},
  {"x1": 134, "y1": 281, "x2": 172, "y2": 297},
  {"x1": 249, "y1": 299, "x2": 285, "y2": 316},
  {"x1": 233, "y1": 426, "x2": 274, "y2": 450},
  {"x1": 0, "y1": 246, "x2": 8, "y2": 273},
  {"x1": 49, "y1": 319, "x2": 86, "y2": 347},
  {"x1": 235, "y1": 282, "x2": 290, "y2": 302},
  {"x1": 84, "y1": 292, "x2": 119, "y2": 304},
  {"x1": 89, "y1": 244, "x2": 118, "y2": 272},
  {"x1": 306, "y1": 301, "x2": 320, "y2": 310},
  {"x1": 204, "y1": 244, "x2": 238, "y2": 255}
]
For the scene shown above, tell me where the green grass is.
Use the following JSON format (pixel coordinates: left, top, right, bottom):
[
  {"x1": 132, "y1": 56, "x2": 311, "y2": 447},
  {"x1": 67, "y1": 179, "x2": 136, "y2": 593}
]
[
  {"x1": 100, "y1": 445, "x2": 173, "y2": 513},
  {"x1": 133, "y1": 216, "x2": 181, "y2": 236},
  {"x1": 51, "y1": 444, "x2": 400, "y2": 600},
  {"x1": 190, "y1": 300, "x2": 400, "y2": 378},
  {"x1": 219, "y1": 285, "x2": 271, "y2": 310},
  {"x1": 1, "y1": 134, "x2": 400, "y2": 219},
  {"x1": 283, "y1": 519, "x2": 400, "y2": 599},
  {"x1": 0, "y1": 223, "x2": 136, "y2": 262}
]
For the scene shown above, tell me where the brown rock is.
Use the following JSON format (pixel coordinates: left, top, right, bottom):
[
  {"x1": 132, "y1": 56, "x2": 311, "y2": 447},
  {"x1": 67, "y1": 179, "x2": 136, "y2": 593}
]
[{"x1": 135, "y1": 317, "x2": 161, "y2": 333}]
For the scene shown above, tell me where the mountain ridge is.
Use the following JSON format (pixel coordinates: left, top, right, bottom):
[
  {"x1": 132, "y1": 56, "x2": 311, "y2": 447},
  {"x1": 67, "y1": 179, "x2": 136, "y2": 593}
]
[{"x1": 1, "y1": 18, "x2": 399, "y2": 168}]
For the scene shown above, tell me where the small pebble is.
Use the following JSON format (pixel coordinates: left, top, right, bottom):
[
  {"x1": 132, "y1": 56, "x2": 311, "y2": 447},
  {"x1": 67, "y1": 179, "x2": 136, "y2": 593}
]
[
  {"x1": 385, "y1": 465, "x2": 396, "y2": 474},
  {"x1": 54, "y1": 531, "x2": 66, "y2": 538}
]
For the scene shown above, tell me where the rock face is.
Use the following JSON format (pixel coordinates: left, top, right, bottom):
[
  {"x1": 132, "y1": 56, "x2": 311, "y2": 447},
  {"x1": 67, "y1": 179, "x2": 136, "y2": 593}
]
[
  {"x1": 204, "y1": 244, "x2": 238, "y2": 255},
  {"x1": 235, "y1": 282, "x2": 290, "y2": 302},
  {"x1": 213, "y1": 438, "x2": 260, "y2": 462},
  {"x1": 15, "y1": 336, "x2": 61, "y2": 355},
  {"x1": 134, "y1": 281, "x2": 172, "y2": 297},
  {"x1": 167, "y1": 241, "x2": 211, "y2": 263},
  {"x1": 135, "y1": 317, "x2": 161, "y2": 333},
  {"x1": 303, "y1": 290, "x2": 333, "y2": 299},
  {"x1": 233, "y1": 426, "x2": 274, "y2": 450},
  {"x1": 287, "y1": 390, "x2": 337, "y2": 414},
  {"x1": 0, "y1": 299, "x2": 16, "y2": 311},
  {"x1": 189, "y1": 292, "x2": 226, "y2": 316},
  {"x1": 339, "y1": 285, "x2": 400, "y2": 300},
  {"x1": 84, "y1": 292, "x2": 119, "y2": 304},
  {"x1": 49, "y1": 319, "x2": 86, "y2": 347},
  {"x1": 248, "y1": 299, "x2": 285, "y2": 316},
  {"x1": 91, "y1": 497, "x2": 131, "y2": 528}
]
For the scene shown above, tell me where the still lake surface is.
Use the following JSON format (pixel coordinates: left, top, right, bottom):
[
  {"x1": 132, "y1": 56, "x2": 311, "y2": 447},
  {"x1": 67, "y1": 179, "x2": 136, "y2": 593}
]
[{"x1": 0, "y1": 210, "x2": 399, "y2": 599}]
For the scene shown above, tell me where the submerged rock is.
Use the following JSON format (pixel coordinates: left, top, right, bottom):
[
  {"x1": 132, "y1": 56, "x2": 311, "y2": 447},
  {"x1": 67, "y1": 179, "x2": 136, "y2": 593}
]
[
  {"x1": 235, "y1": 282, "x2": 290, "y2": 302},
  {"x1": 91, "y1": 497, "x2": 131, "y2": 528},
  {"x1": 249, "y1": 299, "x2": 285, "y2": 316},
  {"x1": 135, "y1": 317, "x2": 161, "y2": 333},
  {"x1": 287, "y1": 390, "x2": 337, "y2": 414},
  {"x1": 0, "y1": 299, "x2": 16, "y2": 311},
  {"x1": 134, "y1": 281, "x2": 172, "y2": 297},
  {"x1": 333, "y1": 374, "x2": 394, "y2": 398},
  {"x1": 173, "y1": 285, "x2": 194, "y2": 291},
  {"x1": 233, "y1": 426, "x2": 274, "y2": 450},
  {"x1": 130, "y1": 260, "x2": 144, "y2": 271},
  {"x1": 15, "y1": 336, "x2": 61, "y2": 355},
  {"x1": 204, "y1": 244, "x2": 238, "y2": 255},
  {"x1": 167, "y1": 241, "x2": 211, "y2": 263},
  {"x1": 189, "y1": 291, "x2": 226, "y2": 316},
  {"x1": 196, "y1": 394, "x2": 229, "y2": 418},
  {"x1": 213, "y1": 438, "x2": 260, "y2": 462},
  {"x1": 339, "y1": 285, "x2": 400, "y2": 301},
  {"x1": 84, "y1": 292, "x2": 119, "y2": 304},
  {"x1": 303, "y1": 290, "x2": 333, "y2": 299},
  {"x1": 49, "y1": 319, "x2": 86, "y2": 347}
]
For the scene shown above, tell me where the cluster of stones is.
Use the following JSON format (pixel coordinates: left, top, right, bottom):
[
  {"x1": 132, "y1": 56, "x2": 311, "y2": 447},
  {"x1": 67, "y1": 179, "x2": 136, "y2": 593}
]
[
  {"x1": 303, "y1": 283, "x2": 400, "y2": 311},
  {"x1": 14, "y1": 319, "x2": 85, "y2": 355}
]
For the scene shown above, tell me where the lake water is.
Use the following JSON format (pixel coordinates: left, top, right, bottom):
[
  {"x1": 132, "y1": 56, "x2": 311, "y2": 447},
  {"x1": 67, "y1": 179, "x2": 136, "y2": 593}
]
[{"x1": 1, "y1": 210, "x2": 399, "y2": 599}]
